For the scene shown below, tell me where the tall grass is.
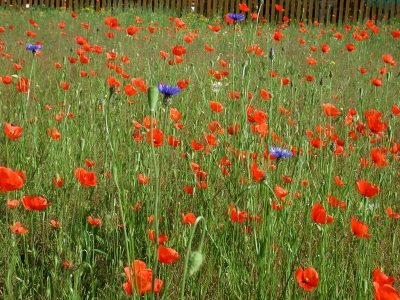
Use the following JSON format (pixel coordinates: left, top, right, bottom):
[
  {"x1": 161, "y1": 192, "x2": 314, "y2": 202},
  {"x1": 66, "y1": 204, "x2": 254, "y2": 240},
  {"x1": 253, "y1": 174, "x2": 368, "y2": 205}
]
[{"x1": 0, "y1": 4, "x2": 399, "y2": 299}]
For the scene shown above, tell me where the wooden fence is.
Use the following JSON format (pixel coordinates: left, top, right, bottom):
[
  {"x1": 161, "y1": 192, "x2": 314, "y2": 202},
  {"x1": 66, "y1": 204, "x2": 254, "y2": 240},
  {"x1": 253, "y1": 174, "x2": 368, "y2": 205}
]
[{"x1": 1, "y1": 0, "x2": 399, "y2": 24}]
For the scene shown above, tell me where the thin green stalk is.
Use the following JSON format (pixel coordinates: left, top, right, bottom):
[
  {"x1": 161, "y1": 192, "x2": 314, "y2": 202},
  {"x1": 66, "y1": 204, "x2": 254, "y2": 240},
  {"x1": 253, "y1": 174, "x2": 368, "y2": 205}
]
[
  {"x1": 150, "y1": 110, "x2": 161, "y2": 298},
  {"x1": 180, "y1": 216, "x2": 207, "y2": 300}
]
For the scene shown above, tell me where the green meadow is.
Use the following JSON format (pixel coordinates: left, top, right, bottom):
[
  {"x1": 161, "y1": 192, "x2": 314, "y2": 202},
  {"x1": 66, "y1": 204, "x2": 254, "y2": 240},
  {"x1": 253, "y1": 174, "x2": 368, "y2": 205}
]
[{"x1": 0, "y1": 4, "x2": 399, "y2": 299}]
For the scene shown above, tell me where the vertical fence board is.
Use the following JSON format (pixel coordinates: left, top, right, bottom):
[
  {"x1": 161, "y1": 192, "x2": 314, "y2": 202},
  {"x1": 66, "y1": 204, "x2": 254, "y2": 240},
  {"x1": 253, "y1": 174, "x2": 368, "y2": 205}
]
[
  {"x1": 223, "y1": 0, "x2": 228, "y2": 15},
  {"x1": 271, "y1": 0, "x2": 276, "y2": 22},
  {"x1": 283, "y1": 0, "x2": 290, "y2": 21},
  {"x1": 296, "y1": 0, "x2": 302, "y2": 22},
  {"x1": 212, "y1": 0, "x2": 217, "y2": 17},
  {"x1": 198, "y1": 0, "x2": 202, "y2": 15},
  {"x1": 308, "y1": 0, "x2": 313, "y2": 24},
  {"x1": 352, "y1": 0, "x2": 359, "y2": 23},
  {"x1": 205, "y1": 0, "x2": 210, "y2": 17},
  {"x1": 277, "y1": 0, "x2": 284, "y2": 21},
  {"x1": 371, "y1": 1, "x2": 377, "y2": 19},
  {"x1": 377, "y1": 1, "x2": 383, "y2": 21},
  {"x1": 2, "y1": 0, "x2": 397, "y2": 25},
  {"x1": 383, "y1": 1, "x2": 389, "y2": 20},
  {"x1": 389, "y1": 1, "x2": 395, "y2": 21},
  {"x1": 397, "y1": 2, "x2": 400, "y2": 22},
  {"x1": 365, "y1": 0, "x2": 371, "y2": 20},
  {"x1": 338, "y1": 0, "x2": 344, "y2": 23},
  {"x1": 321, "y1": 0, "x2": 327, "y2": 24},
  {"x1": 218, "y1": 0, "x2": 223, "y2": 14},
  {"x1": 358, "y1": 0, "x2": 364, "y2": 23},
  {"x1": 264, "y1": 0, "x2": 270, "y2": 22}
]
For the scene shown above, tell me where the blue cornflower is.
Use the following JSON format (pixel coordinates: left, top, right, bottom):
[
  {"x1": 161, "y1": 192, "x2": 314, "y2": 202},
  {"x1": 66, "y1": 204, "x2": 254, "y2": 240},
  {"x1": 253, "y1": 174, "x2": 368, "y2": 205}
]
[
  {"x1": 158, "y1": 83, "x2": 180, "y2": 106},
  {"x1": 26, "y1": 43, "x2": 42, "y2": 53},
  {"x1": 227, "y1": 13, "x2": 245, "y2": 22},
  {"x1": 269, "y1": 146, "x2": 293, "y2": 159}
]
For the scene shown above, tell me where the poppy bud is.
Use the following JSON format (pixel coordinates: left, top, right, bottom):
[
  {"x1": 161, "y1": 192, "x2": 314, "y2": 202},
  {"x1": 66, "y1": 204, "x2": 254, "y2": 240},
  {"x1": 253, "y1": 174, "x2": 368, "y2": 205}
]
[
  {"x1": 188, "y1": 251, "x2": 204, "y2": 276},
  {"x1": 147, "y1": 86, "x2": 159, "y2": 112}
]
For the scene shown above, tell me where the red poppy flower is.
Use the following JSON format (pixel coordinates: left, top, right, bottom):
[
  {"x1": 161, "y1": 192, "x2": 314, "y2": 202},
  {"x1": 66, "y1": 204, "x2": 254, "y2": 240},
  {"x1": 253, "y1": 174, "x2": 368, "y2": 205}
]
[
  {"x1": 261, "y1": 89, "x2": 272, "y2": 100},
  {"x1": 346, "y1": 43, "x2": 355, "y2": 51},
  {"x1": 275, "y1": 4, "x2": 285, "y2": 11},
  {"x1": 333, "y1": 32, "x2": 344, "y2": 39},
  {"x1": 147, "y1": 128, "x2": 164, "y2": 147},
  {"x1": 50, "y1": 220, "x2": 61, "y2": 228},
  {"x1": 371, "y1": 78, "x2": 382, "y2": 87},
  {"x1": 169, "y1": 108, "x2": 183, "y2": 121},
  {"x1": 182, "y1": 213, "x2": 196, "y2": 225},
  {"x1": 10, "y1": 222, "x2": 28, "y2": 234},
  {"x1": 365, "y1": 110, "x2": 387, "y2": 134},
  {"x1": 104, "y1": 16, "x2": 119, "y2": 28},
  {"x1": 311, "y1": 203, "x2": 334, "y2": 224},
  {"x1": 306, "y1": 57, "x2": 317, "y2": 65},
  {"x1": 22, "y1": 196, "x2": 51, "y2": 211},
  {"x1": 210, "y1": 101, "x2": 224, "y2": 112},
  {"x1": 274, "y1": 184, "x2": 290, "y2": 199},
  {"x1": 351, "y1": 216, "x2": 371, "y2": 238},
  {"x1": 184, "y1": 185, "x2": 194, "y2": 194},
  {"x1": 1, "y1": 76, "x2": 13, "y2": 84},
  {"x1": 356, "y1": 180, "x2": 380, "y2": 197},
  {"x1": 88, "y1": 216, "x2": 101, "y2": 226},
  {"x1": 280, "y1": 78, "x2": 290, "y2": 85},
  {"x1": 148, "y1": 230, "x2": 168, "y2": 244},
  {"x1": 7, "y1": 199, "x2": 20, "y2": 209},
  {"x1": 239, "y1": 3, "x2": 250, "y2": 12},
  {"x1": 74, "y1": 168, "x2": 97, "y2": 186},
  {"x1": 321, "y1": 44, "x2": 330, "y2": 53},
  {"x1": 373, "y1": 267, "x2": 397, "y2": 286},
  {"x1": 295, "y1": 267, "x2": 319, "y2": 291},
  {"x1": 123, "y1": 260, "x2": 163, "y2": 295},
  {"x1": 171, "y1": 45, "x2": 186, "y2": 56},
  {"x1": 204, "y1": 44, "x2": 215, "y2": 52},
  {"x1": 386, "y1": 207, "x2": 400, "y2": 219},
  {"x1": 373, "y1": 282, "x2": 400, "y2": 300},
  {"x1": 227, "y1": 123, "x2": 239, "y2": 135},
  {"x1": 358, "y1": 67, "x2": 367, "y2": 74},
  {"x1": 326, "y1": 195, "x2": 346, "y2": 209},
  {"x1": 158, "y1": 245, "x2": 179, "y2": 264},
  {"x1": 229, "y1": 206, "x2": 248, "y2": 222},
  {"x1": 305, "y1": 75, "x2": 314, "y2": 82},
  {"x1": 52, "y1": 176, "x2": 65, "y2": 187},
  {"x1": 382, "y1": 54, "x2": 394, "y2": 64},
  {"x1": 138, "y1": 174, "x2": 150, "y2": 184},
  {"x1": 167, "y1": 135, "x2": 181, "y2": 147},
  {"x1": 323, "y1": 103, "x2": 341, "y2": 116},
  {"x1": 0, "y1": 166, "x2": 25, "y2": 192},
  {"x1": 272, "y1": 30, "x2": 284, "y2": 42},
  {"x1": 4, "y1": 122, "x2": 24, "y2": 139},
  {"x1": 131, "y1": 78, "x2": 147, "y2": 93},
  {"x1": 47, "y1": 128, "x2": 61, "y2": 140},
  {"x1": 126, "y1": 25, "x2": 139, "y2": 35},
  {"x1": 191, "y1": 140, "x2": 204, "y2": 151},
  {"x1": 250, "y1": 163, "x2": 265, "y2": 182},
  {"x1": 371, "y1": 148, "x2": 389, "y2": 166}
]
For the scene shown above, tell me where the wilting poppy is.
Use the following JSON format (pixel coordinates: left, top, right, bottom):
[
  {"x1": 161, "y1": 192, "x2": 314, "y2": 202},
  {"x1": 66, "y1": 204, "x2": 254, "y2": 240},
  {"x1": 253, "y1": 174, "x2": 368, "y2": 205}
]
[
  {"x1": 9, "y1": 222, "x2": 28, "y2": 234},
  {"x1": 138, "y1": 174, "x2": 150, "y2": 184},
  {"x1": 22, "y1": 196, "x2": 51, "y2": 210},
  {"x1": 7, "y1": 199, "x2": 20, "y2": 209},
  {"x1": 88, "y1": 216, "x2": 101, "y2": 226},
  {"x1": 311, "y1": 203, "x2": 334, "y2": 224},
  {"x1": 295, "y1": 267, "x2": 319, "y2": 291},
  {"x1": 158, "y1": 245, "x2": 179, "y2": 264},
  {"x1": 47, "y1": 128, "x2": 61, "y2": 140},
  {"x1": 386, "y1": 207, "x2": 400, "y2": 219},
  {"x1": 74, "y1": 168, "x2": 97, "y2": 186},
  {"x1": 356, "y1": 180, "x2": 380, "y2": 197},
  {"x1": 148, "y1": 230, "x2": 168, "y2": 244},
  {"x1": 351, "y1": 216, "x2": 371, "y2": 238}
]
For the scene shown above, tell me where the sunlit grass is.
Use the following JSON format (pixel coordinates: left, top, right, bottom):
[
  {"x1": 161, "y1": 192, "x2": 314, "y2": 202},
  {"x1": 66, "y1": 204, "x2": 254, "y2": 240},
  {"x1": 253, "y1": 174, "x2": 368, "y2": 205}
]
[{"x1": 0, "y1": 4, "x2": 399, "y2": 299}]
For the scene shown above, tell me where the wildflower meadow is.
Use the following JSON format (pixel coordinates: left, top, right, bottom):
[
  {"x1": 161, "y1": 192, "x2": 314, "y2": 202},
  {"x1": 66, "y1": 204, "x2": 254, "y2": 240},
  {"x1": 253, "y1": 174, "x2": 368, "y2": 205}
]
[{"x1": 0, "y1": 2, "x2": 399, "y2": 299}]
